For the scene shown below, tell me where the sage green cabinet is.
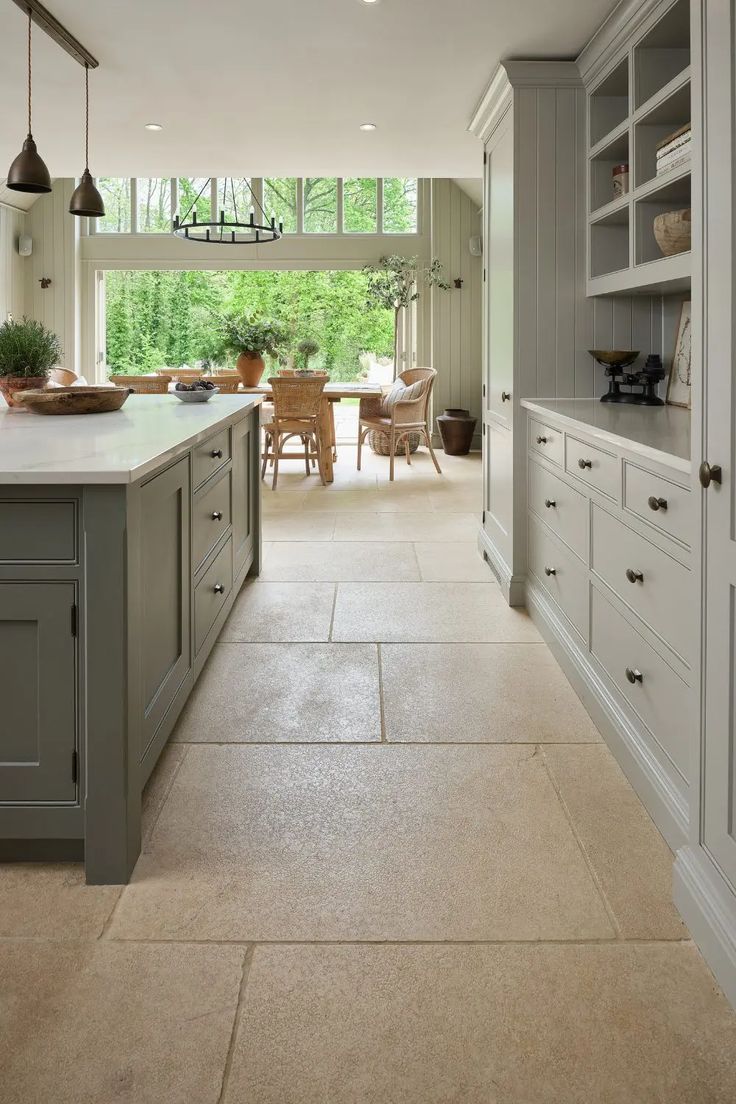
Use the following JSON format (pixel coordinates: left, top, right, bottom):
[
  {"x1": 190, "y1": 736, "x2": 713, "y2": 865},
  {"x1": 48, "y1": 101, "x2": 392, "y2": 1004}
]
[
  {"x1": 231, "y1": 416, "x2": 255, "y2": 575},
  {"x1": 140, "y1": 456, "x2": 191, "y2": 757},
  {"x1": 0, "y1": 581, "x2": 76, "y2": 803}
]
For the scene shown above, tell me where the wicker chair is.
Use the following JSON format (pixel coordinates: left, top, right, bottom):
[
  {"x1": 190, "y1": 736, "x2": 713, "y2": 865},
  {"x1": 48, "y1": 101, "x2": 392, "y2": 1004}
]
[
  {"x1": 208, "y1": 375, "x2": 241, "y2": 393},
  {"x1": 261, "y1": 375, "x2": 327, "y2": 489},
  {"x1": 111, "y1": 374, "x2": 171, "y2": 394},
  {"x1": 357, "y1": 367, "x2": 442, "y2": 480}
]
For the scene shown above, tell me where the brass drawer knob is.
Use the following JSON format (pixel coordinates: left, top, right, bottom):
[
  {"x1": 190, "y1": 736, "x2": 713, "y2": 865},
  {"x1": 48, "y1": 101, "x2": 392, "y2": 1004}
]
[
  {"x1": 625, "y1": 667, "x2": 643, "y2": 685},
  {"x1": 213, "y1": 583, "x2": 225, "y2": 594},
  {"x1": 544, "y1": 566, "x2": 556, "y2": 576},
  {"x1": 211, "y1": 510, "x2": 223, "y2": 521},
  {"x1": 578, "y1": 458, "x2": 592, "y2": 470},
  {"x1": 625, "y1": 568, "x2": 644, "y2": 584},
  {"x1": 699, "y1": 461, "x2": 722, "y2": 488},
  {"x1": 536, "y1": 435, "x2": 548, "y2": 444},
  {"x1": 648, "y1": 496, "x2": 668, "y2": 512},
  {"x1": 211, "y1": 448, "x2": 223, "y2": 459},
  {"x1": 544, "y1": 499, "x2": 556, "y2": 508}
]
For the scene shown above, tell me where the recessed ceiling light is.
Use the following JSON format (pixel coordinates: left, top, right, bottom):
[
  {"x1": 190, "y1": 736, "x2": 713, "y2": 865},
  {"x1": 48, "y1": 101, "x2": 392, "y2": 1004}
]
[
  {"x1": 361, "y1": 0, "x2": 380, "y2": 4},
  {"x1": 144, "y1": 122, "x2": 163, "y2": 131},
  {"x1": 359, "y1": 122, "x2": 377, "y2": 131}
]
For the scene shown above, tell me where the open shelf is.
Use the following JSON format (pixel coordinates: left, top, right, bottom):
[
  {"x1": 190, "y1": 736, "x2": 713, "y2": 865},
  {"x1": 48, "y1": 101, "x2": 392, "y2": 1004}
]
[
  {"x1": 590, "y1": 126, "x2": 630, "y2": 213},
  {"x1": 634, "y1": 70, "x2": 691, "y2": 187},
  {"x1": 590, "y1": 57, "x2": 629, "y2": 147},
  {"x1": 635, "y1": 171, "x2": 691, "y2": 265},
  {"x1": 633, "y1": 0, "x2": 690, "y2": 108},
  {"x1": 590, "y1": 204, "x2": 630, "y2": 279}
]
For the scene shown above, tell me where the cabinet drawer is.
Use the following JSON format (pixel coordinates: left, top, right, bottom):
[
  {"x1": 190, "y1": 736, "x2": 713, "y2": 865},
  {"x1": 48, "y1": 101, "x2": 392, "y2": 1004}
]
[
  {"x1": 193, "y1": 468, "x2": 232, "y2": 572},
  {"x1": 529, "y1": 419, "x2": 563, "y2": 467},
  {"x1": 565, "y1": 435, "x2": 620, "y2": 500},
  {"x1": 528, "y1": 516, "x2": 589, "y2": 639},
  {"x1": 591, "y1": 504, "x2": 691, "y2": 664},
  {"x1": 192, "y1": 428, "x2": 231, "y2": 491},
  {"x1": 195, "y1": 537, "x2": 233, "y2": 654},
  {"x1": 0, "y1": 499, "x2": 77, "y2": 563},
  {"x1": 528, "y1": 460, "x2": 588, "y2": 562},
  {"x1": 623, "y1": 462, "x2": 691, "y2": 549},
  {"x1": 591, "y1": 586, "x2": 690, "y2": 784}
]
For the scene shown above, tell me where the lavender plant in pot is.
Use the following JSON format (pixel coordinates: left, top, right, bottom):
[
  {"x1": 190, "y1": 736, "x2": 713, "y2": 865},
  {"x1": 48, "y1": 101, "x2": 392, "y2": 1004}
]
[
  {"x1": 0, "y1": 317, "x2": 61, "y2": 408},
  {"x1": 220, "y1": 315, "x2": 290, "y2": 387}
]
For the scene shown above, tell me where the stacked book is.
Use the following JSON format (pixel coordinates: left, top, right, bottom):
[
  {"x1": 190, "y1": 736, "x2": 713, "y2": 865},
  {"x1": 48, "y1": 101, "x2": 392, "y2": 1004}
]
[{"x1": 656, "y1": 124, "x2": 691, "y2": 176}]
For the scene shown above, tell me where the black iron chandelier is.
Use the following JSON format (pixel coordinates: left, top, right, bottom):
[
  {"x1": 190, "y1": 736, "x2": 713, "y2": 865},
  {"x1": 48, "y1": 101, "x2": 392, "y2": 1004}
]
[{"x1": 173, "y1": 177, "x2": 282, "y2": 244}]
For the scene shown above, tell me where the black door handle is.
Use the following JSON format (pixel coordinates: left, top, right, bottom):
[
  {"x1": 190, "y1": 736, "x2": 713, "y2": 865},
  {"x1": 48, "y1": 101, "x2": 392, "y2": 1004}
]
[{"x1": 699, "y1": 461, "x2": 722, "y2": 488}]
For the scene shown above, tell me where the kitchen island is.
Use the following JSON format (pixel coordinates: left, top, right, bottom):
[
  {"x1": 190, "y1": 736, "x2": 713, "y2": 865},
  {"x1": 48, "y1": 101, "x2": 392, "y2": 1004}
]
[{"x1": 0, "y1": 394, "x2": 262, "y2": 883}]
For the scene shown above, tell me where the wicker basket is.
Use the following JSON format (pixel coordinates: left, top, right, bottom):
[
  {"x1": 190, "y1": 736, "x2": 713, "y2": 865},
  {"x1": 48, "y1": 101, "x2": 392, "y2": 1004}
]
[{"x1": 368, "y1": 429, "x2": 421, "y2": 455}]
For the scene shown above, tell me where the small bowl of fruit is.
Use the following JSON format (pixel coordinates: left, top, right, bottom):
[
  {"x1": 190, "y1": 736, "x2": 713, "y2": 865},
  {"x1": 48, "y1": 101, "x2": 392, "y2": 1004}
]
[{"x1": 172, "y1": 378, "x2": 220, "y2": 403}]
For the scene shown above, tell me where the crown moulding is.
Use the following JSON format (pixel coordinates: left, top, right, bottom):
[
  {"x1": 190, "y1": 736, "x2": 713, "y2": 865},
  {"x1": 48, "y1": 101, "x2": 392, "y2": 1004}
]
[{"x1": 467, "y1": 60, "x2": 581, "y2": 141}]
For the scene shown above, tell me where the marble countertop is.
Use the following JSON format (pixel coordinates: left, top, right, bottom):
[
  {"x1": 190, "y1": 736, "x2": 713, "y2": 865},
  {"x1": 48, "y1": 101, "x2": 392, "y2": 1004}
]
[
  {"x1": 0, "y1": 393, "x2": 262, "y2": 484},
  {"x1": 521, "y1": 398, "x2": 691, "y2": 473}
]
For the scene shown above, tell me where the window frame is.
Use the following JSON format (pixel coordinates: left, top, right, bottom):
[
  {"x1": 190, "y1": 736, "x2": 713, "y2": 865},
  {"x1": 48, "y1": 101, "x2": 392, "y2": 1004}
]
[{"x1": 88, "y1": 177, "x2": 421, "y2": 238}]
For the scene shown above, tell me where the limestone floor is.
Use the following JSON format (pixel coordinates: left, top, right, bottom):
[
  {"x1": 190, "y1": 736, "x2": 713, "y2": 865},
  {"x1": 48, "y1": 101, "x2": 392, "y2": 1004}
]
[{"x1": 3, "y1": 445, "x2": 736, "y2": 1103}]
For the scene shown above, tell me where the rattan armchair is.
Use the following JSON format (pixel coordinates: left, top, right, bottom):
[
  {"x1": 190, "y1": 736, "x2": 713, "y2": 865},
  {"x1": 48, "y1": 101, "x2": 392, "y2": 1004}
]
[
  {"x1": 261, "y1": 375, "x2": 327, "y2": 489},
  {"x1": 111, "y1": 374, "x2": 172, "y2": 394},
  {"x1": 357, "y1": 367, "x2": 442, "y2": 480}
]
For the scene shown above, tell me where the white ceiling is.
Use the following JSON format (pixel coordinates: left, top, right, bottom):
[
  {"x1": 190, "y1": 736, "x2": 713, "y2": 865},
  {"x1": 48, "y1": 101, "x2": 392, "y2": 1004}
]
[{"x1": 0, "y1": 0, "x2": 615, "y2": 180}]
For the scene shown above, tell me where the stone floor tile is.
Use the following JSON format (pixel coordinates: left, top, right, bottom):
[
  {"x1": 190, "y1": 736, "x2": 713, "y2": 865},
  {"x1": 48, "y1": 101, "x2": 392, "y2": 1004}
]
[{"x1": 220, "y1": 580, "x2": 335, "y2": 642}]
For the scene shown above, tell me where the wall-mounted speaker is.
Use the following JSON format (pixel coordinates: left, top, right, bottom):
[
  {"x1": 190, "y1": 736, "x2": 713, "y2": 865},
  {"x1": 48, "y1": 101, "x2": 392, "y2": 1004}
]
[
  {"x1": 469, "y1": 236, "x2": 482, "y2": 257},
  {"x1": 17, "y1": 234, "x2": 32, "y2": 257}
]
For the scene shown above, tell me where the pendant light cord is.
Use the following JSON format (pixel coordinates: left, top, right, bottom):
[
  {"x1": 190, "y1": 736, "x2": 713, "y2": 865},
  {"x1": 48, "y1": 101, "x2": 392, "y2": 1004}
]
[
  {"x1": 27, "y1": 7, "x2": 32, "y2": 136},
  {"x1": 84, "y1": 63, "x2": 89, "y2": 170}
]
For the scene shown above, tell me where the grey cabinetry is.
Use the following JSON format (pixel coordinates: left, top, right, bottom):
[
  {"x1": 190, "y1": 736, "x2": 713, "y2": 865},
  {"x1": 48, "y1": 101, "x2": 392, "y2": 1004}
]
[
  {"x1": 0, "y1": 581, "x2": 76, "y2": 802},
  {"x1": 140, "y1": 456, "x2": 191, "y2": 755},
  {"x1": 231, "y1": 415, "x2": 255, "y2": 576},
  {"x1": 469, "y1": 61, "x2": 588, "y2": 604}
]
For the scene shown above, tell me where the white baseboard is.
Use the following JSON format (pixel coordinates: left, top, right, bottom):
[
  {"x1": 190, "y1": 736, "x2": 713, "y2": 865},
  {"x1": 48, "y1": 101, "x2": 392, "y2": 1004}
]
[
  {"x1": 477, "y1": 527, "x2": 525, "y2": 605},
  {"x1": 526, "y1": 579, "x2": 688, "y2": 852},
  {"x1": 674, "y1": 846, "x2": 736, "y2": 1009}
]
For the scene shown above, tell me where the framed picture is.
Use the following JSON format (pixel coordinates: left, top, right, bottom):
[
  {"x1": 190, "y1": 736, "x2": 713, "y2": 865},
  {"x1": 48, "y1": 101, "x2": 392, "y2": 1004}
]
[{"x1": 667, "y1": 299, "x2": 692, "y2": 408}]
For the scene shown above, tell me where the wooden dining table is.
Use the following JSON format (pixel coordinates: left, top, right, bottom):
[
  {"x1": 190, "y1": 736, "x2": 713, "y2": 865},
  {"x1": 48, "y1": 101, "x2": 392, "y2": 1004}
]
[{"x1": 241, "y1": 381, "x2": 385, "y2": 482}]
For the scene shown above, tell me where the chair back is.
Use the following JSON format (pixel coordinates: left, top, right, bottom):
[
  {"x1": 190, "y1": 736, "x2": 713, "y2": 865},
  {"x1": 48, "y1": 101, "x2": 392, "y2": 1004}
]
[
  {"x1": 398, "y1": 367, "x2": 436, "y2": 417},
  {"x1": 112, "y1": 374, "x2": 171, "y2": 394},
  {"x1": 269, "y1": 375, "x2": 326, "y2": 420},
  {"x1": 208, "y1": 375, "x2": 240, "y2": 393}
]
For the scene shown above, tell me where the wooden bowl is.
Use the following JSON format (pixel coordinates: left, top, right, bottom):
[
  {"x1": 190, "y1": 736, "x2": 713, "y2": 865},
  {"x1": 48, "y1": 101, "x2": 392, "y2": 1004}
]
[
  {"x1": 653, "y1": 208, "x2": 691, "y2": 257},
  {"x1": 15, "y1": 385, "x2": 132, "y2": 415}
]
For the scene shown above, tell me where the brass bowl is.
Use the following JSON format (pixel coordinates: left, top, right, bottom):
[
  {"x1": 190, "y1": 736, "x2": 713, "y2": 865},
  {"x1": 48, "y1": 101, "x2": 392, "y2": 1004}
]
[
  {"x1": 15, "y1": 385, "x2": 133, "y2": 415},
  {"x1": 588, "y1": 350, "x2": 640, "y2": 370}
]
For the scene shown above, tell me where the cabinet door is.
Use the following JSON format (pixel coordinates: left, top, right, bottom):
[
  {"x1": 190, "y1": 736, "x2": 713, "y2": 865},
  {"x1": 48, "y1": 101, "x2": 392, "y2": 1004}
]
[
  {"x1": 700, "y1": 1, "x2": 736, "y2": 891},
  {"x1": 139, "y1": 457, "x2": 191, "y2": 756},
  {"x1": 486, "y1": 113, "x2": 514, "y2": 425},
  {"x1": 484, "y1": 420, "x2": 513, "y2": 563},
  {"x1": 231, "y1": 416, "x2": 254, "y2": 577},
  {"x1": 0, "y1": 582, "x2": 76, "y2": 802}
]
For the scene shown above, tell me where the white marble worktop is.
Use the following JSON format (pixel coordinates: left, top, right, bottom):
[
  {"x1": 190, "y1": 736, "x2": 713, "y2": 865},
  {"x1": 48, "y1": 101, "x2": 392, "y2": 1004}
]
[
  {"x1": 521, "y1": 398, "x2": 691, "y2": 473},
  {"x1": 0, "y1": 393, "x2": 262, "y2": 484}
]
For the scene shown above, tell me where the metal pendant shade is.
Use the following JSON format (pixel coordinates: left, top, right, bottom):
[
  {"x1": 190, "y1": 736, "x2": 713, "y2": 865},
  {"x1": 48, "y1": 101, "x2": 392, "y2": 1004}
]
[
  {"x1": 6, "y1": 9, "x2": 51, "y2": 193},
  {"x1": 69, "y1": 64, "x2": 104, "y2": 217}
]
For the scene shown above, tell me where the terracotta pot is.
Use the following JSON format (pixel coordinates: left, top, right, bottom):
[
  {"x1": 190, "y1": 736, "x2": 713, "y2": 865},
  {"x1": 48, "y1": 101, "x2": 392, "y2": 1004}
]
[
  {"x1": 436, "y1": 408, "x2": 477, "y2": 455},
  {"x1": 653, "y1": 208, "x2": 691, "y2": 257},
  {"x1": 0, "y1": 376, "x2": 46, "y2": 408},
  {"x1": 236, "y1": 353, "x2": 265, "y2": 387}
]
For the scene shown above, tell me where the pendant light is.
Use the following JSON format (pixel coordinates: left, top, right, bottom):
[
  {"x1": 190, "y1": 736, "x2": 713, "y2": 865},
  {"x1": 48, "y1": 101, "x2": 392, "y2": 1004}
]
[
  {"x1": 6, "y1": 8, "x2": 51, "y2": 194},
  {"x1": 69, "y1": 63, "x2": 105, "y2": 217}
]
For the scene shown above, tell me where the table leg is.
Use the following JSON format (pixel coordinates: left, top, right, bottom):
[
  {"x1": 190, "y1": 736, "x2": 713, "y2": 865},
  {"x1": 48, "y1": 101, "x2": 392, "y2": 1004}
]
[{"x1": 318, "y1": 398, "x2": 335, "y2": 482}]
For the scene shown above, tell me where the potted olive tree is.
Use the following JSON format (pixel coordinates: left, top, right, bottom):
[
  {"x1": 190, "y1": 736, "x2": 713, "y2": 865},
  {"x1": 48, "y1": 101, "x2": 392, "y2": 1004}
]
[
  {"x1": 0, "y1": 317, "x2": 62, "y2": 407},
  {"x1": 220, "y1": 315, "x2": 290, "y2": 387},
  {"x1": 296, "y1": 338, "x2": 320, "y2": 375}
]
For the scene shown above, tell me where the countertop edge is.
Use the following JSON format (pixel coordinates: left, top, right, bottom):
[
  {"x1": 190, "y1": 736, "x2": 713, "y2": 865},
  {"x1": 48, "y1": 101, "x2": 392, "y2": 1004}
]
[
  {"x1": 520, "y1": 398, "x2": 691, "y2": 475},
  {"x1": 0, "y1": 395, "x2": 262, "y2": 485}
]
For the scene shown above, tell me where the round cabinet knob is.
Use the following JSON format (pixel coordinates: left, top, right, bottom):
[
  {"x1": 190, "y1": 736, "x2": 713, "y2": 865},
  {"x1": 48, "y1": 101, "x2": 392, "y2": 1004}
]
[
  {"x1": 501, "y1": 391, "x2": 511, "y2": 402},
  {"x1": 211, "y1": 448, "x2": 223, "y2": 459},
  {"x1": 213, "y1": 583, "x2": 225, "y2": 594},
  {"x1": 578, "y1": 458, "x2": 592, "y2": 470},
  {"x1": 536, "y1": 435, "x2": 547, "y2": 444},
  {"x1": 211, "y1": 510, "x2": 223, "y2": 521},
  {"x1": 625, "y1": 667, "x2": 643, "y2": 685},
  {"x1": 699, "y1": 461, "x2": 723, "y2": 488},
  {"x1": 544, "y1": 499, "x2": 556, "y2": 509},
  {"x1": 544, "y1": 566, "x2": 556, "y2": 577},
  {"x1": 625, "y1": 568, "x2": 644, "y2": 584},
  {"x1": 648, "y1": 496, "x2": 668, "y2": 512}
]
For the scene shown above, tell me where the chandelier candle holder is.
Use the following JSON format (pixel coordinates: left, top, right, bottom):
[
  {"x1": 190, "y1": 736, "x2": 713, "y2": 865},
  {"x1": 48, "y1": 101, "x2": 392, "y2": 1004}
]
[{"x1": 173, "y1": 178, "x2": 282, "y2": 244}]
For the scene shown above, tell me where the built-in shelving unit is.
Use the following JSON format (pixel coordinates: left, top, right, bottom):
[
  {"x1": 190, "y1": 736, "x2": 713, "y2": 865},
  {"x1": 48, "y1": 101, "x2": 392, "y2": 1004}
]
[{"x1": 586, "y1": 0, "x2": 691, "y2": 295}]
